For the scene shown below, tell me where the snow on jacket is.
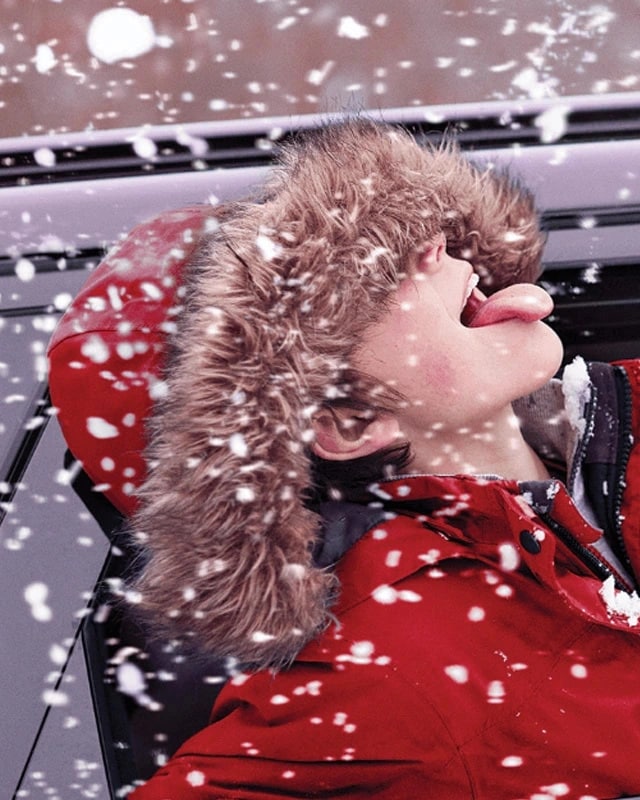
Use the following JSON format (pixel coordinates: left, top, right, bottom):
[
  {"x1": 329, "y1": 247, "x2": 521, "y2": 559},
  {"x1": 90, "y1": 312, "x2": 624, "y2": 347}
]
[{"x1": 128, "y1": 357, "x2": 640, "y2": 799}]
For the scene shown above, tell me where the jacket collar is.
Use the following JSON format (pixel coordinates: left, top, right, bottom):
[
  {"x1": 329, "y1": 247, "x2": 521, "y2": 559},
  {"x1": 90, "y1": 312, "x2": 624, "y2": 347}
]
[
  {"x1": 514, "y1": 356, "x2": 624, "y2": 532},
  {"x1": 299, "y1": 359, "x2": 640, "y2": 665},
  {"x1": 299, "y1": 469, "x2": 640, "y2": 666},
  {"x1": 316, "y1": 358, "x2": 625, "y2": 571}
]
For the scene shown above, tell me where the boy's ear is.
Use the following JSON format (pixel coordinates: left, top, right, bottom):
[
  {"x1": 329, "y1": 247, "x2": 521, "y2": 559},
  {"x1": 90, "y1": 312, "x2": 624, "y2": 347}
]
[{"x1": 311, "y1": 407, "x2": 402, "y2": 461}]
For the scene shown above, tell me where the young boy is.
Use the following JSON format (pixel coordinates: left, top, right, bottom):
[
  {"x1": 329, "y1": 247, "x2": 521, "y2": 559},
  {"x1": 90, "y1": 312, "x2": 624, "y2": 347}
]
[{"x1": 51, "y1": 120, "x2": 640, "y2": 798}]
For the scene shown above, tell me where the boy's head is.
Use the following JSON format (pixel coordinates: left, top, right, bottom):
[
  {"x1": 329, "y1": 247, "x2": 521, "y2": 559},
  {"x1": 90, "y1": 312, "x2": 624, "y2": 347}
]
[
  {"x1": 130, "y1": 118, "x2": 549, "y2": 667},
  {"x1": 201, "y1": 118, "x2": 548, "y2": 435}
]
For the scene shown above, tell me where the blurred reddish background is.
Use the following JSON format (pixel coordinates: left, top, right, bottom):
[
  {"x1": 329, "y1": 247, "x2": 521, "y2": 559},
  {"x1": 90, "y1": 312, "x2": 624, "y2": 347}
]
[{"x1": 1, "y1": 0, "x2": 638, "y2": 137}]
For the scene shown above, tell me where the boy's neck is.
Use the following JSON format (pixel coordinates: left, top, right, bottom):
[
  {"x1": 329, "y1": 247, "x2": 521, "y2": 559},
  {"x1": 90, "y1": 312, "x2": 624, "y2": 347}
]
[{"x1": 405, "y1": 405, "x2": 550, "y2": 483}]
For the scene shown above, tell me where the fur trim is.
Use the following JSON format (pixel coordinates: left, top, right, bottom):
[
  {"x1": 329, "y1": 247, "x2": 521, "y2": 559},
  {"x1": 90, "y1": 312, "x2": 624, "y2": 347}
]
[
  {"x1": 129, "y1": 119, "x2": 545, "y2": 669},
  {"x1": 441, "y1": 159, "x2": 545, "y2": 290}
]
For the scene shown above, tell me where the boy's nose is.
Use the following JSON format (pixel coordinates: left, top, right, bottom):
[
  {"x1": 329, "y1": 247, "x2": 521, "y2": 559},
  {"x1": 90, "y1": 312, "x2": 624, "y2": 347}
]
[{"x1": 420, "y1": 232, "x2": 446, "y2": 270}]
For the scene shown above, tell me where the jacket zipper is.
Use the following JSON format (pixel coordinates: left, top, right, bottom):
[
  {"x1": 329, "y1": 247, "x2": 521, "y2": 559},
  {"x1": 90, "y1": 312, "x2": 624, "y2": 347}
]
[
  {"x1": 612, "y1": 365, "x2": 635, "y2": 572},
  {"x1": 567, "y1": 368, "x2": 597, "y2": 500},
  {"x1": 537, "y1": 509, "x2": 632, "y2": 592},
  {"x1": 559, "y1": 362, "x2": 636, "y2": 591}
]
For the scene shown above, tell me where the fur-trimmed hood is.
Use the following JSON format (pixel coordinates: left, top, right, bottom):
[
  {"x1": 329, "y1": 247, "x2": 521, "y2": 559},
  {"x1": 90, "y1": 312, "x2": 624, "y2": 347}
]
[{"x1": 130, "y1": 119, "x2": 546, "y2": 669}]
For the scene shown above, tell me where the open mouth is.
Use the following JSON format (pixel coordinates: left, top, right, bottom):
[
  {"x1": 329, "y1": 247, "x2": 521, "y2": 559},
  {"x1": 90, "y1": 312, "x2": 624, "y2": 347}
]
[
  {"x1": 461, "y1": 273, "x2": 483, "y2": 327},
  {"x1": 461, "y1": 279, "x2": 555, "y2": 329}
]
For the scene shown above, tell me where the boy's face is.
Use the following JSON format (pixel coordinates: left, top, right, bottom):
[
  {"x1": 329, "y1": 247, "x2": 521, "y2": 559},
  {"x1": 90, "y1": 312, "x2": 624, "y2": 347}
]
[{"x1": 354, "y1": 237, "x2": 564, "y2": 434}]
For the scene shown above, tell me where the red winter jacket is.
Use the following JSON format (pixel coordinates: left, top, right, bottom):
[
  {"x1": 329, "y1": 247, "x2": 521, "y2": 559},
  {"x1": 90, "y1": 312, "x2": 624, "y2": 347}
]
[{"x1": 129, "y1": 358, "x2": 640, "y2": 800}]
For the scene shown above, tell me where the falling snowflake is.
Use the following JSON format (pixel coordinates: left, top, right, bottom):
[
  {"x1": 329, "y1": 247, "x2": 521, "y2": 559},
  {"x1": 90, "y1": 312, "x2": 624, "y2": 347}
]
[
  {"x1": 86, "y1": 417, "x2": 119, "y2": 439},
  {"x1": 34, "y1": 43, "x2": 57, "y2": 74},
  {"x1": 255, "y1": 232, "x2": 282, "y2": 262},
  {"x1": 86, "y1": 8, "x2": 170, "y2": 64},
  {"x1": 306, "y1": 61, "x2": 335, "y2": 87},
  {"x1": 33, "y1": 147, "x2": 57, "y2": 167},
  {"x1": 570, "y1": 663, "x2": 588, "y2": 679},
  {"x1": 80, "y1": 335, "x2": 110, "y2": 364},
  {"x1": 24, "y1": 581, "x2": 53, "y2": 622},
  {"x1": 534, "y1": 105, "x2": 571, "y2": 143},
  {"x1": 15, "y1": 258, "x2": 36, "y2": 282},
  {"x1": 498, "y1": 542, "x2": 520, "y2": 572},
  {"x1": 229, "y1": 432, "x2": 249, "y2": 458},
  {"x1": 337, "y1": 16, "x2": 369, "y2": 39},
  {"x1": 235, "y1": 485, "x2": 255, "y2": 503},
  {"x1": 581, "y1": 263, "x2": 601, "y2": 284},
  {"x1": 444, "y1": 664, "x2": 469, "y2": 684},
  {"x1": 270, "y1": 694, "x2": 290, "y2": 705},
  {"x1": 130, "y1": 136, "x2": 158, "y2": 160},
  {"x1": 468, "y1": 605, "x2": 486, "y2": 622},
  {"x1": 42, "y1": 688, "x2": 69, "y2": 706},
  {"x1": 501, "y1": 755, "x2": 524, "y2": 767},
  {"x1": 186, "y1": 770, "x2": 206, "y2": 787}
]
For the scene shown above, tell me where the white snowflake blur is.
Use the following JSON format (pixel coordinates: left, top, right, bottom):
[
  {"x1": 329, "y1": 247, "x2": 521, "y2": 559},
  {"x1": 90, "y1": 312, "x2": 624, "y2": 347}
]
[
  {"x1": 86, "y1": 8, "x2": 171, "y2": 65},
  {"x1": 0, "y1": 1, "x2": 635, "y2": 135}
]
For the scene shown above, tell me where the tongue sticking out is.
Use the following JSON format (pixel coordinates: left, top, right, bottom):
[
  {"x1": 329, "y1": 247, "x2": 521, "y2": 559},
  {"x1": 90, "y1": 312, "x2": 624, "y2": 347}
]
[{"x1": 462, "y1": 283, "x2": 554, "y2": 328}]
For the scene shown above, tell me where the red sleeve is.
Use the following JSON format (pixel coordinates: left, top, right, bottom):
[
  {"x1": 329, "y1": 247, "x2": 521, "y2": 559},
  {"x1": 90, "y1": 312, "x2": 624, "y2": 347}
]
[{"x1": 127, "y1": 650, "x2": 465, "y2": 799}]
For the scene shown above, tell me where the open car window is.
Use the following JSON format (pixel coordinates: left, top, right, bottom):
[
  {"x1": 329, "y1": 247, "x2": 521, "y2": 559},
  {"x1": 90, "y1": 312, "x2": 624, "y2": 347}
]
[{"x1": 1, "y1": 3, "x2": 640, "y2": 798}]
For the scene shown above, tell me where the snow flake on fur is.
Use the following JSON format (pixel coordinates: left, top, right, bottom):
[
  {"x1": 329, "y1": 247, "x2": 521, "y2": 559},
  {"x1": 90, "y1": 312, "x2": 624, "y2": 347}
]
[{"x1": 562, "y1": 355, "x2": 592, "y2": 439}]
